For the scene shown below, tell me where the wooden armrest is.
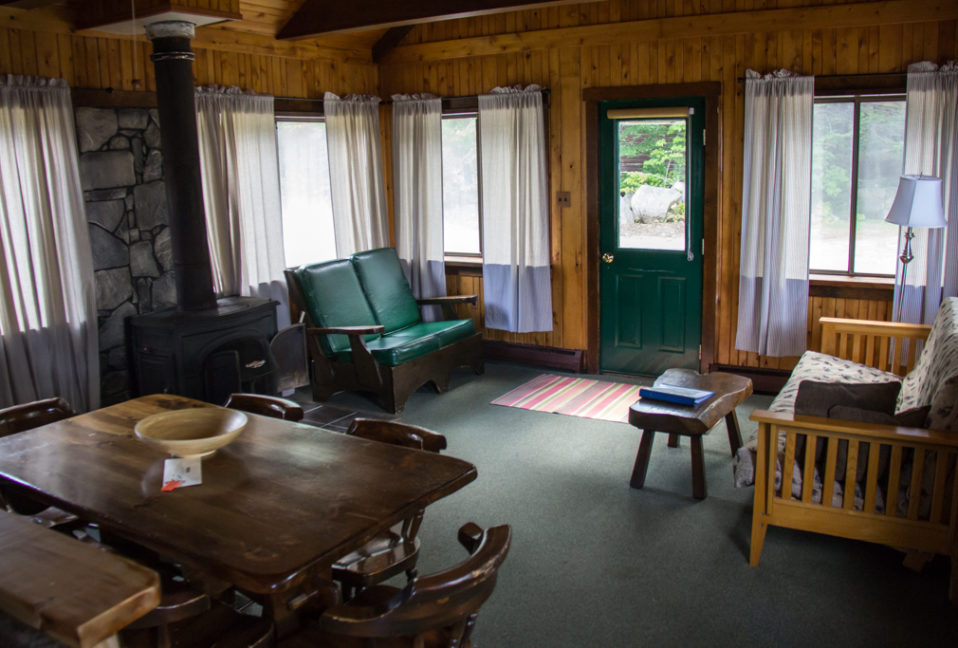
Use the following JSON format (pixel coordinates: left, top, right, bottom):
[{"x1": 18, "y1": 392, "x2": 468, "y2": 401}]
[
  {"x1": 749, "y1": 409, "x2": 958, "y2": 447},
  {"x1": 417, "y1": 295, "x2": 479, "y2": 306},
  {"x1": 308, "y1": 325, "x2": 385, "y2": 336}
]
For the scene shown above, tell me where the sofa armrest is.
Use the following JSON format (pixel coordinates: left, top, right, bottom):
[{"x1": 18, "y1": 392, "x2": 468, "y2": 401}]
[
  {"x1": 819, "y1": 316, "x2": 931, "y2": 375},
  {"x1": 750, "y1": 409, "x2": 957, "y2": 446},
  {"x1": 417, "y1": 295, "x2": 478, "y2": 320},
  {"x1": 749, "y1": 408, "x2": 958, "y2": 525},
  {"x1": 307, "y1": 326, "x2": 384, "y2": 389}
]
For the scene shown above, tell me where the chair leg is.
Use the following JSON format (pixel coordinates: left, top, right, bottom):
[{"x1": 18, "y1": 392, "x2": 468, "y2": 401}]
[
  {"x1": 630, "y1": 430, "x2": 655, "y2": 489},
  {"x1": 749, "y1": 519, "x2": 768, "y2": 566}
]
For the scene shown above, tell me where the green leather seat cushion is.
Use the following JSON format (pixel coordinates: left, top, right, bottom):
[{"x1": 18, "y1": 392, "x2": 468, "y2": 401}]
[
  {"x1": 334, "y1": 332, "x2": 441, "y2": 366},
  {"x1": 394, "y1": 319, "x2": 476, "y2": 347},
  {"x1": 350, "y1": 248, "x2": 422, "y2": 334},
  {"x1": 293, "y1": 260, "x2": 380, "y2": 356}
]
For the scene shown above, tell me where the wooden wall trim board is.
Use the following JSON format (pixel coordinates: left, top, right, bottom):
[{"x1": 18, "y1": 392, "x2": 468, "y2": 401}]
[
  {"x1": 584, "y1": 82, "x2": 721, "y2": 374},
  {"x1": 382, "y1": 0, "x2": 956, "y2": 63}
]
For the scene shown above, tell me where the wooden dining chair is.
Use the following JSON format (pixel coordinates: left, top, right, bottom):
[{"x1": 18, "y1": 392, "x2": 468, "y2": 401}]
[
  {"x1": 332, "y1": 419, "x2": 448, "y2": 598},
  {"x1": 0, "y1": 398, "x2": 77, "y2": 519},
  {"x1": 280, "y1": 522, "x2": 511, "y2": 648},
  {"x1": 225, "y1": 393, "x2": 305, "y2": 422}
]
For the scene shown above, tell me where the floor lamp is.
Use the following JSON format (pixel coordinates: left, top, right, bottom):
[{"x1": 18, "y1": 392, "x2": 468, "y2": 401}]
[{"x1": 885, "y1": 174, "x2": 947, "y2": 322}]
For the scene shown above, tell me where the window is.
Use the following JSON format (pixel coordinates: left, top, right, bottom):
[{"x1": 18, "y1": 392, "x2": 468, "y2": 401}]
[
  {"x1": 441, "y1": 114, "x2": 481, "y2": 256},
  {"x1": 275, "y1": 116, "x2": 336, "y2": 267},
  {"x1": 809, "y1": 95, "x2": 905, "y2": 276}
]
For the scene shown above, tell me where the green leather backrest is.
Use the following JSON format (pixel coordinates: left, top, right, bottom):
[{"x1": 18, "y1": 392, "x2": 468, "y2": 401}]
[
  {"x1": 292, "y1": 259, "x2": 380, "y2": 355},
  {"x1": 350, "y1": 248, "x2": 422, "y2": 334}
]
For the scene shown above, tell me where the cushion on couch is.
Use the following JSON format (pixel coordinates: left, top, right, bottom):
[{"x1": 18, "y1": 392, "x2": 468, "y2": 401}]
[
  {"x1": 794, "y1": 380, "x2": 901, "y2": 418},
  {"x1": 897, "y1": 296, "x2": 958, "y2": 418},
  {"x1": 351, "y1": 248, "x2": 422, "y2": 334},
  {"x1": 294, "y1": 260, "x2": 380, "y2": 356}
]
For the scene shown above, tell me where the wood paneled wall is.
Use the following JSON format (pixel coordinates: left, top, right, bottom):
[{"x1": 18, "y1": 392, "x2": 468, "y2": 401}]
[
  {"x1": 0, "y1": 5, "x2": 378, "y2": 96},
  {"x1": 379, "y1": 0, "x2": 958, "y2": 373}
]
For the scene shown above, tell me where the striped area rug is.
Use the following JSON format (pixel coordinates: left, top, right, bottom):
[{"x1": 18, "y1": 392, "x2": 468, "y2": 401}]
[{"x1": 491, "y1": 374, "x2": 642, "y2": 423}]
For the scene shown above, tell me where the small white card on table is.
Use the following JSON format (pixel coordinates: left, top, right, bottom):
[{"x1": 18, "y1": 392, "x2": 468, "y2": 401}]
[{"x1": 161, "y1": 457, "x2": 202, "y2": 491}]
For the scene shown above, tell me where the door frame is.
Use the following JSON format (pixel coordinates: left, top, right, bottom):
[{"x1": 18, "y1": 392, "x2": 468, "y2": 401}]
[{"x1": 584, "y1": 82, "x2": 721, "y2": 375}]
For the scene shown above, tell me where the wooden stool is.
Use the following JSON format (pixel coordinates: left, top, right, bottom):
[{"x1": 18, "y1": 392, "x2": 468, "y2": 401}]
[{"x1": 628, "y1": 369, "x2": 753, "y2": 499}]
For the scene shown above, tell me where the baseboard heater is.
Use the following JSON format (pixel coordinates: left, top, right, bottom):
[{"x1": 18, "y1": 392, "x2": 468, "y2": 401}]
[
  {"x1": 482, "y1": 341, "x2": 584, "y2": 373},
  {"x1": 708, "y1": 364, "x2": 789, "y2": 395}
]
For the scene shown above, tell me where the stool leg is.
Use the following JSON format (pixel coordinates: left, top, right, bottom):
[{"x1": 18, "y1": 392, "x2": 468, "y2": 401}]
[
  {"x1": 630, "y1": 430, "x2": 655, "y2": 489},
  {"x1": 667, "y1": 433, "x2": 680, "y2": 448},
  {"x1": 725, "y1": 411, "x2": 743, "y2": 455},
  {"x1": 690, "y1": 436, "x2": 706, "y2": 499}
]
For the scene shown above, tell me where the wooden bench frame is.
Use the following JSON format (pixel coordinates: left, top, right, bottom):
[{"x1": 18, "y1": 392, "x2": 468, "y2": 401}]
[
  {"x1": 286, "y1": 269, "x2": 484, "y2": 413},
  {"x1": 749, "y1": 317, "x2": 958, "y2": 602}
]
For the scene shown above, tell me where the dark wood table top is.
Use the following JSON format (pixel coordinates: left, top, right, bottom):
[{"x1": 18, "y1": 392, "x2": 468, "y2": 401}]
[
  {"x1": 0, "y1": 511, "x2": 159, "y2": 648},
  {"x1": 0, "y1": 395, "x2": 477, "y2": 597},
  {"x1": 628, "y1": 369, "x2": 753, "y2": 435}
]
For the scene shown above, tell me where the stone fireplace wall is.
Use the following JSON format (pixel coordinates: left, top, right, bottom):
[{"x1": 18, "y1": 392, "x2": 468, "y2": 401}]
[{"x1": 75, "y1": 106, "x2": 175, "y2": 405}]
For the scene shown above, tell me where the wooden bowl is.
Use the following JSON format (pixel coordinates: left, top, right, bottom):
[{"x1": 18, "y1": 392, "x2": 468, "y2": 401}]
[{"x1": 134, "y1": 408, "x2": 247, "y2": 458}]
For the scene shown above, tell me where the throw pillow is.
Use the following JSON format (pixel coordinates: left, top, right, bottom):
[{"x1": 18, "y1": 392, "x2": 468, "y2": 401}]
[{"x1": 794, "y1": 380, "x2": 902, "y2": 418}]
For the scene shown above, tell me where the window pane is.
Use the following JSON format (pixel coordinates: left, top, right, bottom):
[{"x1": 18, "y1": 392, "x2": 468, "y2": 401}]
[
  {"x1": 441, "y1": 116, "x2": 480, "y2": 255},
  {"x1": 810, "y1": 102, "x2": 854, "y2": 272},
  {"x1": 855, "y1": 101, "x2": 905, "y2": 275},
  {"x1": 617, "y1": 119, "x2": 686, "y2": 251},
  {"x1": 276, "y1": 120, "x2": 336, "y2": 267}
]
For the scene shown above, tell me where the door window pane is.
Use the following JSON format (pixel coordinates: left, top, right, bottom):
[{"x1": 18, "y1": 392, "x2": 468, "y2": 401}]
[
  {"x1": 441, "y1": 115, "x2": 480, "y2": 255},
  {"x1": 855, "y1": 101, "x2": 905, "y2": 275},
  {"x1": 810, "y1": 102, "x2": 854, "y2": 272},
  {"x1": 616, "y1": 119, "x2": 687, "y2": 251},
  {"x1": 276, "y1": 119, "x2": 336, "y2": 267}
]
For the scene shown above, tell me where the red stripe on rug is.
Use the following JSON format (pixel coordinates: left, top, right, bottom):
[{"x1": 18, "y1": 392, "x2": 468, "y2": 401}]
[{"x1": 491, "y1": 374, "x2": 642, "y2": 423}]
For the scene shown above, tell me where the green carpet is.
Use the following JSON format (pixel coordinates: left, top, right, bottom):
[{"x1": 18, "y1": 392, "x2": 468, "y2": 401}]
[{"x1": 316, "y1": 362, "x2": 958, "y2": 647}]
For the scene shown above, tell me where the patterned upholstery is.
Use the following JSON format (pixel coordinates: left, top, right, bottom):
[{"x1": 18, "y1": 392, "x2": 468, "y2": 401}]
[
  {"x1": 734, "y1": 297, "x2": 958, "y2": 492},
  {"x1": 898, "y1": 297, "x2": 958, "y2": 431}
]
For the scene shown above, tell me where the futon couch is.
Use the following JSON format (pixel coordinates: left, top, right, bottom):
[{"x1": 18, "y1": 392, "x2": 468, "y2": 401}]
[
  {"x1": 736, "y1": 297, "x2": 958, "y2": 601},
  {"x1": 285, "y1": 247, "x2": 484, "y2": 413}
]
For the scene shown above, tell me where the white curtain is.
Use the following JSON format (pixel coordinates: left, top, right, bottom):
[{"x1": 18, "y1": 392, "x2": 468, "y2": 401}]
[
  {"x1": 895, "y1": 61, "x2": 958, "y2": 324},
  {"x1": 0, "y1": 76, "x2": 99, "y2": 410},
  {"x1": 735, "y1": 69, "x2": 814, "y2": 357},
  {"x1": 324, "y1": 92, "x2": 389, "y2": 256},
  {"x1": 195, "y1": 86, "x2": 289, "y2": 329},
  {"x1": 392, "y1": 94, "x2": 445, "y2": 320},
  {"x1": 478, "y1": 85, "x2": 552, "y2": 332}
]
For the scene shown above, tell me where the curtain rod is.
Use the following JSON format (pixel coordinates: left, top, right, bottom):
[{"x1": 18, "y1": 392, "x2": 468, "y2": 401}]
[
  {"x1": 736, "y1": 71, "x2": 906, "y2": 82},
  {"x1": 275, "y1": 89, "x2": 551, "y2": 105}
]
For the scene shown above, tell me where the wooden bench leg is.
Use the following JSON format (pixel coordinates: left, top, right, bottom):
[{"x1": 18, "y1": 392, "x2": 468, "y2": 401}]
[
  {"x1": 690, "y1": 436, "x2": 706, "y2": 499},
  {"x1": 667, "y1": 433, "x2": 680, "y2": 448},
  {"x1": 725, "y1": 411, "x2": 743, "y2": 456},
  {"x1": 630, "y1": 430, "x2": 656, "y2": 489}
]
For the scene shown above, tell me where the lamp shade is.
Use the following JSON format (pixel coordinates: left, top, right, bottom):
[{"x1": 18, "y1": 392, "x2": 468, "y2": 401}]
[{"x1": 885, "y1": 175, "x2": 947, "y2": 228}]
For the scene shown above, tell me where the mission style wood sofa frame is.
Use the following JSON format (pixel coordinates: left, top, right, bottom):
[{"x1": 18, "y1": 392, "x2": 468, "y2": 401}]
[
  {"x1": 285, "y1": 248, "x2": 484, "y2": 413},
  {"x1": 749, "y1": 309, "x2": 958, "y2": 602}
]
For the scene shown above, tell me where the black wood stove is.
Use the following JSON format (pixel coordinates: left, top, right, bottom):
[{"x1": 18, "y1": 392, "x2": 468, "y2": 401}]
[{"x1": 128, "y1": 21, "x2": 277, "y2": 405}]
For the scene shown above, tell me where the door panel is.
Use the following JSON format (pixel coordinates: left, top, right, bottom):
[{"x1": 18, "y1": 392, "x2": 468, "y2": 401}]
[{"x1": 599, "y1": 97, "x2": 704, "y2": 375}]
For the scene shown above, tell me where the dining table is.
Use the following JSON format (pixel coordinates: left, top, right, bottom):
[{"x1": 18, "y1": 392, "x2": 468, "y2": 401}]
[{"x1": 0, "y1": 394, "x2": 477, "y2": 635}]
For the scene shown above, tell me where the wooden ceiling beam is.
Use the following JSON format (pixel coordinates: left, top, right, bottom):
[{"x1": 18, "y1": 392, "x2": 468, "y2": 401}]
[
  {"x1": 372, "y1": 26, "x2": 414, "y2": 63},
  {"x1": 278, "y1": 0, "x2": 599, "y2": 40},
  {"x1": 0, "y1": 0, "x2": 60, "y2": 8}
]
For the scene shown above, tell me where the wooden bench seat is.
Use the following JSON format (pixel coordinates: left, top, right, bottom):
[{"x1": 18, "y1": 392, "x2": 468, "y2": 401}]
[{"x1": 0, "y1": 512, "x2": 160, "y2": 648}]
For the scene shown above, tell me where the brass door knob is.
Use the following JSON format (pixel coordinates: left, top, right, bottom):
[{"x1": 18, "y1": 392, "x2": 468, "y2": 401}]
[{"x1": 602, "y1": 252, "x2": 614, "y2": 263}]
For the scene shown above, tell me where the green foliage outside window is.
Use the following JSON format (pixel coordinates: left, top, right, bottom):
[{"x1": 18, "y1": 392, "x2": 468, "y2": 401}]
[{"x1": 618, "y1": 120, "x2": 687, "y2": 194}]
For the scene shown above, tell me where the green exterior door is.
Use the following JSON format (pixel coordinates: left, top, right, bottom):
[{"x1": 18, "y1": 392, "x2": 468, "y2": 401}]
[{"x1": 599, "y1": 97, "x2": 705, "y2": 375}]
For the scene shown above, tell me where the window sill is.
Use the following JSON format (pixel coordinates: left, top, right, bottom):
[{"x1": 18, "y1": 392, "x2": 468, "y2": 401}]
[{"x1": 444, "y1": 256, "x2": 483, "y2": 272}]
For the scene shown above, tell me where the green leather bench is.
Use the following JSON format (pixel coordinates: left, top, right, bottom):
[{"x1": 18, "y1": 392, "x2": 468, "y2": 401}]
[{"x1": 285, "y1": 247, "x2": 484, "y2": 413}]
